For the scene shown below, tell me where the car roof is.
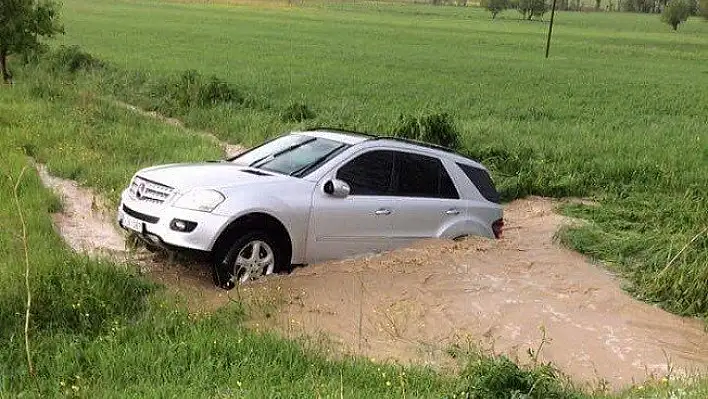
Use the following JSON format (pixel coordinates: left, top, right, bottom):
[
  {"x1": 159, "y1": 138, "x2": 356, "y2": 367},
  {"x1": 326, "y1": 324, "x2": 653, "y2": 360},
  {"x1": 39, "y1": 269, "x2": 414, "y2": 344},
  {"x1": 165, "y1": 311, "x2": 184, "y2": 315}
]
[
  {"x1": 296, "y1": 127, "x2": 487, "y2": 170},
  {"x1": 297, "y1": 129, "x2": 370, "y2": 146}
]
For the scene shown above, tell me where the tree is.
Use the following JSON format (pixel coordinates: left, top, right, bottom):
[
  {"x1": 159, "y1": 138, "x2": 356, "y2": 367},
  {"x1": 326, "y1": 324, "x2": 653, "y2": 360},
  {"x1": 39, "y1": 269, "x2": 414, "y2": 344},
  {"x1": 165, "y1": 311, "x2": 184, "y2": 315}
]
[
  {"x1": 518, "y1": 0, "x2": 548, "y2": 19},
  {"x1": 699, "y1": 0, "x2": 708, "y2": 18},
  {"x1": 661, "y1": 0, "x2": 692, "y2": 30},
  {"x1": 0, "y1": 0, "x2": 63, "y2": 83},
  {"x1": 621, "y1": 0, "x2": 658, "y2": 12},
  {"x1": 482, "y1": 0, "x2": 509, "y2": 18}
]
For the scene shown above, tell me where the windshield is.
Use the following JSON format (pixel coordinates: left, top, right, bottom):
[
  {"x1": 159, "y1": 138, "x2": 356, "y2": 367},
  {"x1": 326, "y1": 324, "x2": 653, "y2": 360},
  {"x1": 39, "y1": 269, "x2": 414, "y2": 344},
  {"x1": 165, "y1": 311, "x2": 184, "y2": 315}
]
[{"x1": 231, "y1": 134, "x2": 349, "y2": 177}]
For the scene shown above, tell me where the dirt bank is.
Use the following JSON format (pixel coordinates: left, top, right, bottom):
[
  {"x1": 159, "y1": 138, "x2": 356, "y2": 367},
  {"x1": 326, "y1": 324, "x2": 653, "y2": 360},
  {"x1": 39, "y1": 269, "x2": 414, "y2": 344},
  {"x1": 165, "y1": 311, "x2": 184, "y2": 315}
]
[{"x1": 39, "y1": 166, "x2": 707, "y2": 390}]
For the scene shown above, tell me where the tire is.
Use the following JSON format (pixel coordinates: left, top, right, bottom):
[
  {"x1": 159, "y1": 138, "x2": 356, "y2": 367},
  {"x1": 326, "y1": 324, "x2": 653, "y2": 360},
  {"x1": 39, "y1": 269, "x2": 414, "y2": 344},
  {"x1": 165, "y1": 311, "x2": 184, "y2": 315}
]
[
  {"x1": 213, "y1": 230, "x2": 284, "y2": 290},
  {"x1": 126, "y1": 232, "x2": 161, "y2": 253}
]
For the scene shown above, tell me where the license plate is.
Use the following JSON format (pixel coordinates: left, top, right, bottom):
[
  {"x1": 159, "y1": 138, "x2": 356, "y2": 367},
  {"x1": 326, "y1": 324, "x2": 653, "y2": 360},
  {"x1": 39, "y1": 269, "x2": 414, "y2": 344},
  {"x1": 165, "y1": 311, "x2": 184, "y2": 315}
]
[{"x1": 122, "y1": 213, "x2": 143, "y2": 233}]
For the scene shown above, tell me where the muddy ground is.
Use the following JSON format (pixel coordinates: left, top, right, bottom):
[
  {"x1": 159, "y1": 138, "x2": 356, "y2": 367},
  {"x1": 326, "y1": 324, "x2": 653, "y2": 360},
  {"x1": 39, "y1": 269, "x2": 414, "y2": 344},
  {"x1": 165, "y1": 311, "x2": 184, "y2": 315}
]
[
  {"x1": 247, "y1": 198, "x2": 707, "y2": 389},
  {"x1": 38, "y1": 168, "x2": 708, "y2": 390}
]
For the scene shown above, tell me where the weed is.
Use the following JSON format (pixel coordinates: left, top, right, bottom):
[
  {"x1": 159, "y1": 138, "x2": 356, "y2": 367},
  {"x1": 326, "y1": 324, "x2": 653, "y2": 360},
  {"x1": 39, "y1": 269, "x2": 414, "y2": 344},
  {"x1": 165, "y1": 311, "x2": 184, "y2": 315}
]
[
  {"x1": 46, "y1": 45, "x2": 104, "y2": 74},
  {"x1": 393, "y1": 112, "x2": 460, "y2": 149},
  {"x1": 281, "y1": 102, "x2": 316, "y2": 122}
]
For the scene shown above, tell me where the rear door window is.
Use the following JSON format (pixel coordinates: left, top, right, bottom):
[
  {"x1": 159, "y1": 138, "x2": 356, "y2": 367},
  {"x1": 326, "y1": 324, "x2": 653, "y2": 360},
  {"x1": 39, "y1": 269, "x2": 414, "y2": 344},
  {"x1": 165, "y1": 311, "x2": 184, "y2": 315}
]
[{"x1": 393, "y1": 152, "x2": 459, "y2": 199}]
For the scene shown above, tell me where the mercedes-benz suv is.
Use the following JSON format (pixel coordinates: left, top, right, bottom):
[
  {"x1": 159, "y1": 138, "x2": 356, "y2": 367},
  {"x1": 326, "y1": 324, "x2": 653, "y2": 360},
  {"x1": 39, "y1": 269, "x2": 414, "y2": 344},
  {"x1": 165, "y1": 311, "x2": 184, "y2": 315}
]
[{"x1": 117, "y1": 128, "x2": 503, "y2": 288}]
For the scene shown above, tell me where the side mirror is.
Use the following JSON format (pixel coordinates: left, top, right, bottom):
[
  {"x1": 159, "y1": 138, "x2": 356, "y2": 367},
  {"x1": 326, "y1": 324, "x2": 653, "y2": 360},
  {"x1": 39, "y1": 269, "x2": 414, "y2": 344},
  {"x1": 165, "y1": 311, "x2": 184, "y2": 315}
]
[{"x1": 323, "y1": 179, "x2": 350, "y2": 198}]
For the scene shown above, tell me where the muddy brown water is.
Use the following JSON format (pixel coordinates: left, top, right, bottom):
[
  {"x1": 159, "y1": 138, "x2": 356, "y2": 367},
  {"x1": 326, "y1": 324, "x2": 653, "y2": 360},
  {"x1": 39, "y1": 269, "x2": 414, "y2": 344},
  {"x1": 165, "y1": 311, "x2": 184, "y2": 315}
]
[{"x1": 39, "y1": 166, "x2": 707, "y2": 390}]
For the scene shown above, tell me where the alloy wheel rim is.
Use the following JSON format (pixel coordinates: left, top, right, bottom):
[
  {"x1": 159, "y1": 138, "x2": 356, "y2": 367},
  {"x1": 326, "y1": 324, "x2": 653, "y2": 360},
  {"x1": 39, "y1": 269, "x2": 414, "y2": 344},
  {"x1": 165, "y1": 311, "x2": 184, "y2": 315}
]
[{"x1": 233, "y1": 240, "x2": 275, "y2": 283}]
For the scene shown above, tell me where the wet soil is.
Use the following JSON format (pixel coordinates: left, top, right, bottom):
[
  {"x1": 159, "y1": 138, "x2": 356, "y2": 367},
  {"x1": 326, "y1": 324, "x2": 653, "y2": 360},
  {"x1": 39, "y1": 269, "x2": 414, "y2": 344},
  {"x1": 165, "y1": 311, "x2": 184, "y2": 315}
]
[
  {"x1": 37, "y1": 165, "x2": 708, "y2": 390},
  {"x1": 245, "y1": 197, "x2": 707, "y2": 389}
]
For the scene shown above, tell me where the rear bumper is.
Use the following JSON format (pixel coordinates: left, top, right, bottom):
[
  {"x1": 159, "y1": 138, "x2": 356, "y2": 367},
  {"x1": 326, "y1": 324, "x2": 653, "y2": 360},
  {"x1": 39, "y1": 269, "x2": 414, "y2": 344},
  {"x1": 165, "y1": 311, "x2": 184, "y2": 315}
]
[{"x1": 117, "y1": 190, "x2": 230, "y2": 252}]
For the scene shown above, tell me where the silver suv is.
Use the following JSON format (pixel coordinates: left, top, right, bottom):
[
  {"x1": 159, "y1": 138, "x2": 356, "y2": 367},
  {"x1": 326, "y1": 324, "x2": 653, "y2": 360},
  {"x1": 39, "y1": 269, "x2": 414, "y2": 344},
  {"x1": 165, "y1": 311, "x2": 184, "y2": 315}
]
[{"x1": 118, "y1": 128, "x2": 503, "y2": 287}]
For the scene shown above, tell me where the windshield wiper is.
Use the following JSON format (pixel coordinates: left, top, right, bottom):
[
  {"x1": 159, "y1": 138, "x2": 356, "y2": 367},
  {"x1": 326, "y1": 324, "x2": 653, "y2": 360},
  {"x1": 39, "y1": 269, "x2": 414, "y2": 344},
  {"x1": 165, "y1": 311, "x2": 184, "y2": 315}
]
[
  {"x1": 249, "y1": 138, "x2": 317, "y2": 169},
  {"x1": 289, "y1": 144, "x2": 349, "y2": 178}
]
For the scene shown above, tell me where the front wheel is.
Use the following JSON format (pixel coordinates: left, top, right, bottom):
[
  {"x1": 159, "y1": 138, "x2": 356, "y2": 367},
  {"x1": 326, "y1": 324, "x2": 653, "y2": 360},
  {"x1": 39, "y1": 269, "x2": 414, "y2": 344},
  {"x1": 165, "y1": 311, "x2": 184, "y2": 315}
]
[{"x1": 213, "y1": 231, "x2": 282, "y2": 289}]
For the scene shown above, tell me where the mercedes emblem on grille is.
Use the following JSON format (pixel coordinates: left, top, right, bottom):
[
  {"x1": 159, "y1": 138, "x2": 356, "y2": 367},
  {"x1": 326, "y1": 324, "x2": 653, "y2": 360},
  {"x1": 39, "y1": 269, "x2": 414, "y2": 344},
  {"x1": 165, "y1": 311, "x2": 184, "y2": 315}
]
[{"x1": 136, "y1": 183, "x2": 146, "y2": 199}]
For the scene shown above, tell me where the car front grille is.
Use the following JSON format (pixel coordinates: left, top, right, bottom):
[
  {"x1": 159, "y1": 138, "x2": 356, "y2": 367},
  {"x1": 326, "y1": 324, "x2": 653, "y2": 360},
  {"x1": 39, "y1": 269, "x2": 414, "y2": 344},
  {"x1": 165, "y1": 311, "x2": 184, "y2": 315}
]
[
  {"x1": 128, "y1": 176, "x2": 174, "y2": 204},
  {"x1": 122, "y1": 205, "x2": 160, "y2": 224}
]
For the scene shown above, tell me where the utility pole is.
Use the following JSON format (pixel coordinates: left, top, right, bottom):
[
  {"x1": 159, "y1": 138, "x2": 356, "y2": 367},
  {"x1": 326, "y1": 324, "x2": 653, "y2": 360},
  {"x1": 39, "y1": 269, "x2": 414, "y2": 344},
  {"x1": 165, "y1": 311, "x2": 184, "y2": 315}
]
[{"x1": 545, "y1": 0, "x2": 558, "y2": 58}]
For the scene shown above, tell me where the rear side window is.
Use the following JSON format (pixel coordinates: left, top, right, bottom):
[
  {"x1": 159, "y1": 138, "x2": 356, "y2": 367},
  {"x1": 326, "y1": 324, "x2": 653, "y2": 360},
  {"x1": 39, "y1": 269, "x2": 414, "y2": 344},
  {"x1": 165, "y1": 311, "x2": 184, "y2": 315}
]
[
  {"x1": 456, "y1": 163, "x2": 500, "y2": 203},
  {"x1": 394, "y1": 152, "x2": 459, "y2": 199},
  {"x1": 337, "y1": 150, "x2": 394, "y2": 196}
]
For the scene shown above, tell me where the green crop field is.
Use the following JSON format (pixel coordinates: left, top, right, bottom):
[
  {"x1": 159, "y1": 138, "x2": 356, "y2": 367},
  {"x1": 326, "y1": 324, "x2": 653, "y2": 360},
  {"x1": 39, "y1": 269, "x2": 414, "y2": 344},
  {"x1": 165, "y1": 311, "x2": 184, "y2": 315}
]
[{"x1": 1, "y1": 0, "x2": 707, "y2": 396}]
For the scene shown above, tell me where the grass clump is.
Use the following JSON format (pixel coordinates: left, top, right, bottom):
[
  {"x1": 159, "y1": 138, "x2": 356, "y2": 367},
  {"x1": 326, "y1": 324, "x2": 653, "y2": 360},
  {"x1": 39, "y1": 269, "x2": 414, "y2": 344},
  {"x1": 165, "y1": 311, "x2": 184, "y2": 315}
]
[
  {"x1": 281, "y1": 102, "x2": 316, "y2": 122},
  {"x1": 393, "y1": 112, "x2": 461, "y2": 149},
  {"x1": 46, "y1": 45, "x2": 105, "y2": 74},
  {"x1": 454, "y1": 354, "x2": 583, "y2": 399},
  {"x1": 150, "y1": 69, "x2": 243, "y2": 115}
]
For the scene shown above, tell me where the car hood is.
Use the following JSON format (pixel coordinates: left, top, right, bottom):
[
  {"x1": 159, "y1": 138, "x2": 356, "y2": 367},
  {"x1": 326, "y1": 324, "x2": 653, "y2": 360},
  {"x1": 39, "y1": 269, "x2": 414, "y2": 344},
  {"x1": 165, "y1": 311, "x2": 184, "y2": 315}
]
[{"x1": 136, "y1": 162, "x2": 291, "y2": 191}]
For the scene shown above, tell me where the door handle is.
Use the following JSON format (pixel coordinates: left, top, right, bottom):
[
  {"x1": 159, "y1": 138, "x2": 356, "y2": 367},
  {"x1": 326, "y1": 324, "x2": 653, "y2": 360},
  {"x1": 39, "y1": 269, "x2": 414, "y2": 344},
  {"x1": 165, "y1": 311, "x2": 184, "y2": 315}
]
[
  {"x1": 374, "y1": 208, "x2": 392, "y2": 215},
  {"x1": 444, "y1": 209, "x2": 460, "y2": 215}
]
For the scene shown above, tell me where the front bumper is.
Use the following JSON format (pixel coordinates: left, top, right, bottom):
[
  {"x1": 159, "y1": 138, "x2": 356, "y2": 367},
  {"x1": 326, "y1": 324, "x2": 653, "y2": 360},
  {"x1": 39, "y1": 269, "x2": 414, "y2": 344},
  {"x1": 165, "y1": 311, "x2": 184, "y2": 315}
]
[{"x1": 117, "y1": 190, "x2": 230, "y2": 252}]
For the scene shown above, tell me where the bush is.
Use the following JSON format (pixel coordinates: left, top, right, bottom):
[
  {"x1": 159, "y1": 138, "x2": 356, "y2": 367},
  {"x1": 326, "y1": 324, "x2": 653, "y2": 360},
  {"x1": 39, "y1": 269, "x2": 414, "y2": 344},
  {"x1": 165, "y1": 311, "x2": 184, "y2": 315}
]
[
  {"x1": 482, "y1": 0, "x2": 509, "y2": 18},
  {"x1": 662, "y1": 0, "x2": 692, "y2": 30},
  {"x1": 152, "y1": 70, "x2": 243, "y2": 114},
  {"x1": 517, "y1": 0, "x2": 549, "y2": 20},
  {"x1": 698, "y1": 0, "x2": 708, "y2": 18},
  {"x1": 47, "y1": 45, "x2": 104, "y2": 74},
  {"x1": 393, "y1": 112, "x2": 460, "y2": 149},
  {"x1": 281, "y1": 102, "x2": 316, "y2": 122},
  {"x1": 621, "y1": 0, "x2": 658, "y2": 12},
  {"x1": 197, "y1": 76, "x2": 240, "y2": 106}
]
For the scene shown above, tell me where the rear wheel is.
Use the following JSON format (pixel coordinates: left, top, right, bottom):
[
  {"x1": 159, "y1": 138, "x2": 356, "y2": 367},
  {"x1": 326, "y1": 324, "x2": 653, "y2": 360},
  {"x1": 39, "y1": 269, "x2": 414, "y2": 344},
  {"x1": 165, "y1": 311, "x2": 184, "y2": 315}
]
[{"x1": 213, "y1": 230, "x2": 283, "y2": 290}]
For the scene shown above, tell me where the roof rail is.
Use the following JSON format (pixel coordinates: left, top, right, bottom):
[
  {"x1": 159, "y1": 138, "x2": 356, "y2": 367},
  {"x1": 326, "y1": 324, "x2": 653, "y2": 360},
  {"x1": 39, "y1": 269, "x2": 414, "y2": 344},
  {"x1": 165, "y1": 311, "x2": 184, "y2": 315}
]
[
  {"x1": 370, "y1": 136, "x2": 458, "y2": 154},
  {"x1": 303, "y1": 127, "x2": 458, "y2": 154},
  {"x1": 302, "y1": 126, "x2": 377, "y2": 138}
]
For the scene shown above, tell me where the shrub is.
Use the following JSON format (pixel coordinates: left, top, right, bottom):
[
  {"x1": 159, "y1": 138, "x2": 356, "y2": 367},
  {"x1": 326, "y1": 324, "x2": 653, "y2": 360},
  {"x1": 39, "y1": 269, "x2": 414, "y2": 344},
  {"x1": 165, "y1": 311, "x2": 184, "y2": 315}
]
[
  {"x1": 621, "y1": 0, "x2": 658, "y2": 12},
  {"x1": 393, "y1": 112, "x2": 460, "y2": 149},
  {"x1": 198, "y1": 76, "x2": 241, "y2": 106},
  {"x1": 281, "y1": 102, "x2": 316, "y2": 122},
  {"x1": 47, "y1": 45, "x2": 104, "y2": 74},
  {"x1": 482, "y1": 0, "x2": 509, "y2": 18},
  {"x1": 698, "y1": 0, "x2": 708, "y2": 18},
  {"x1": 662, "y1": 0, "x2": 692, "y2": 30},
  {"x1": 152, "y1": 69, "x2": 243, "y2": 114},
  {"x1": 517, "y1": 0, "x2": 549, "y2": 20}
]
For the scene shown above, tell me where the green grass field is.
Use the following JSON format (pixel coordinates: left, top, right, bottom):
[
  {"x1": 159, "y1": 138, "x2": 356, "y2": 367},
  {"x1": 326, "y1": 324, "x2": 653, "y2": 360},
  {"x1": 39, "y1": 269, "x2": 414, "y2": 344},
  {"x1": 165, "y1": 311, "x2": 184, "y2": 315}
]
[
  {"x1": 1, "y1": 0, "x2": 707, "y2": 396},
  {"x1": 56, "y1": 0, "x2": 708, "y2": 317}
]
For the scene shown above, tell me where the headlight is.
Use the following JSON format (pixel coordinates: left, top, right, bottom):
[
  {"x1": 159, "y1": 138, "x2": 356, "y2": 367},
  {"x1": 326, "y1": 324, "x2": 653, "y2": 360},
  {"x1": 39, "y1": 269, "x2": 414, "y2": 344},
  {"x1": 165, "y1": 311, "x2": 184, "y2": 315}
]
[{"x1": 173, "y1": 189, "x2": 225, "y2": 212}]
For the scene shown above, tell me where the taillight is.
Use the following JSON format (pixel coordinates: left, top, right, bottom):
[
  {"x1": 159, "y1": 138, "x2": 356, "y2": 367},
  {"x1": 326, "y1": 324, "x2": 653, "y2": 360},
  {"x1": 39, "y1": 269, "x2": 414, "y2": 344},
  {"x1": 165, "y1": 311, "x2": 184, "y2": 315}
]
[{"x1": 492, "y1": 218, "x2": 504, "y2": 239}]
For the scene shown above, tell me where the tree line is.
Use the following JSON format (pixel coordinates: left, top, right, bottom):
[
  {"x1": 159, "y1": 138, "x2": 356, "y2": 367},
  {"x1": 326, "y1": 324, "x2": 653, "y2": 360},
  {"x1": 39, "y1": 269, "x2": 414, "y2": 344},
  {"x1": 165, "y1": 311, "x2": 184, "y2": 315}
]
[{"x1": 481, "y1": 0, "x2": 707, "y2": 30}]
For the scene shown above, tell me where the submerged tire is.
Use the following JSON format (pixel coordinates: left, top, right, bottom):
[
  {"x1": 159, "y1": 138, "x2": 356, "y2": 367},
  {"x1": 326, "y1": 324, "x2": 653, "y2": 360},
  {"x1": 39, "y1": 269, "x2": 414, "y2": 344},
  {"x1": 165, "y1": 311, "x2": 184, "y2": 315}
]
[{"x1": 213, "y1": 230, "x2": 284, "y2": 290}]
